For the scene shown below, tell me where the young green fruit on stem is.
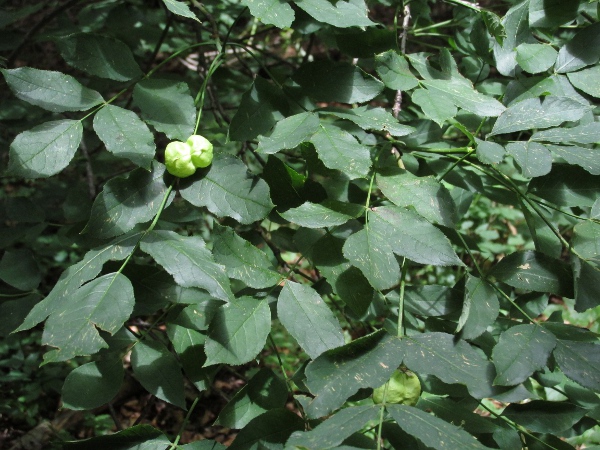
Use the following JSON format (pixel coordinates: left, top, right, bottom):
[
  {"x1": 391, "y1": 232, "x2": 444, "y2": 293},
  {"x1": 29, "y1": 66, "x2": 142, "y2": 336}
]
[
  {"x1": 188, "y1": 134, "x2": 213, "y2": 168},
  {"x1": 372, "y1": 369, "x2": 421, "y2": 405},
  {"x1": 164, "y1": 135, "x2": 214, "y2": 177}
]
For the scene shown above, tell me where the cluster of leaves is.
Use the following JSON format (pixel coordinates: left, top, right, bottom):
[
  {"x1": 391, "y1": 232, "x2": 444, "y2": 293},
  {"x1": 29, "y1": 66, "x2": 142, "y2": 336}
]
[{"x1": 1, "y1": 0, "x2": 600, "y2": 449}]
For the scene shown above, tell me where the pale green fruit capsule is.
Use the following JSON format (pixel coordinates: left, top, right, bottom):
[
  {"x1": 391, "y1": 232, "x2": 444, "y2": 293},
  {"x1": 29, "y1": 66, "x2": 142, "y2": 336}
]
[
  {"x1": 187, "y1": 134, "x2": 214, "y2": 168},
  {"x1": 372, "y1": 369, "x2": 421, "y2": 405},
  {"x1": 165, "y1": 140, "x2": 196, "y2": 178}
]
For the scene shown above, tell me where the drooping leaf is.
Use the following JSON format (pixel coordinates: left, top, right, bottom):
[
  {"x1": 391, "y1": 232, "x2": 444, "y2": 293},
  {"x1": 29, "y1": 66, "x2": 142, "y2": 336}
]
[
  {"x1": 57, "y1": 33, "x2": 142, "y2": 81},
  {"x1": 7, "y1": 119, "x2": 83, "y2": 178},
  {"x1": 481, "y1": 10, "x2": 506, "y2": 45},
  {"x1": 84, "y1": 163, "x2": 172, "y2": 239},
  {"x1": 293, "y1": 0, "x2": 375, "y2": 28},
  {"x1": 228, "y1": 409, "x2": 304, "y2": 450},
  {"x1": 369, "y1": 206, "x2": 464, "y2": 267},
  {"x1": 229, "y1": 76, "x2": 288, "y2": 142},
  {"x1": 572, "y1": 221, "x2": 600, "y2": 261},
  {"x1": 502, "y1": 401, "x2": 587, "y2": 434},
  {"x1": 304, "y1": 330, "x2": 404, "y2": 418},
  {"x1": 278, "y1": 281, "x2": 344, "y2": 359},
  {"x1": 521, "y1": 201, "x2": 562, "y2": 259},
  {"x1": 515, "y1": 43, "x2": 557, "y2": 74},
  {"x1": 505, "y1": 141, "x2": 552, "y2": 178},
  {"x1": 342, "y1": 227, "x2": 400, "y2": 291},
  {"x1": 280, "y1": 200, "x2": 363, "y2": 228},
  {"x1": 42, "y1": 272, "x2": 135, "y2": 363},
  {"x1": 256, "y1": 112, "x2": 319, "y2": 154},
  {"x1": 492, "y1": 324, "x2": 557, "y2": 386},
  {"x1": 457, "y1": 275, "x2": 499, "y2": 340},
  {"x1": 204, "y1": 297, "x2": 271, "y2": 366},
  {"x1": 555, "y1": 22, "x2": 600, "y2": 73},
  {"x1": 167, "y1": 324, "x2": 212, "y2": 392},
  {"x1": 294, "y1": 60, "x2": 383, "y2": 104},
  {"x1": 212, "y1": 225, "x2": 281, "y2": 289},
  {"x1": 0, "y1": 249, "x2": 41, "y2": 291},
  {"x1": 376, "y1": 168, "x2": 458, "y2": 227},
  {"x1": 546, "y1": 145, "x2": 600, "y2": 176},
  {"x1": 529, "y1": 165, "x2": 600, "y2": 207},
  {"x1": 309, "y1": 122, "x2": 372, "y2": 179},
  {"x1": 62, "y1": 356, "x2": 124, "y2": 410},
  {"x1": 417, "y1": 397, "x2": 501, "y2": 435},
  {"x1": 1, "y1": 67, "x2": 103, "y2": 112},
  {"x1": 131, "y1": 338, "x2": 186, "y2": 409},
  {"x1": 62, "y1": 424, "x2": 171, "y2": 450},
  {"x1": 133, "y1": 78, "x2": 196, "y2": 141},
  {"x1": 93, "y1": 105, "x2": 156, "y2": 169},
  {"x1": 403, "y1": 285, "x2": 463, "y2": 317},
  {"x1": 387, "y1": 404, "x2": 490, "y2": 450},
  {"x1": 489, "y1": 97, "x2": 590, "y2": 136},
  {"x1": 573, "y1": 258, "x2": 600, "y2": 312},
  {"x1": 216, "y1": 368, "x2": 288, "y2": 429},
  {"x1": 140, "y1": 230, "x2": 233, "y2": 302},
  {"x1": 475, "y1": 138, "x2": 505, "y2": 164},
  {"x1": 375, "y1": 50, "x2": 420, "y2": 91},
  {"x1": 323, "y1": 106, "x2": 416, "y2": 137},
  {"x1": 490, "y1": 250, "x2": 574, "y2": 297},
  {"x1": 411, "y1": 88, "x2": 457, "y2": 126},
  {"x1": 492, "y1": 1, "x2": 534, "y2": 76},
  {"x1": 241, "y1": 0, "x2": 294, "y2": 28},
  {"x1": 287, "y1": 405, "x2": 380, "y2": 449},
  {"x1": 567, "y1": 65, "x2": 600, "y2": 98},
  {"x1": 179, "y1": 153, "x2": 274, "y2": 224},
  {"x1": 162, "y1": 0, "x2": 200, "y2": 21},
  {"x1": 553, "y1": 340, "x2": 600, "y2": 391}
]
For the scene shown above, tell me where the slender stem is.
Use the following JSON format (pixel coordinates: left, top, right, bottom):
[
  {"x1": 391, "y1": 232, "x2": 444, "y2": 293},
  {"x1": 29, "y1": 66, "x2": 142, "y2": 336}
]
[
  {"x1": 168, "y1": 397, "x2": 200, "y2": 450},
  {"x1": 397, "y1": 258, "x2": 407, "y2": 338},
  {"x1": 436, "y1": 148, "x2": 474, "y2": 182}
]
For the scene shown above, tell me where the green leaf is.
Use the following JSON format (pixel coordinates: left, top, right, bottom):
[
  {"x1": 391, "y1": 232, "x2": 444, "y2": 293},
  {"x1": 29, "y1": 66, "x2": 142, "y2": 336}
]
[
  {"x1": 7, "y1": 119, "x2": 83, "y2": 178},
  {"x1": 16, "y1": 232, "x2": 141, "y2": 332},
  {"x1": 505, "y1": 141, "x2": 552, "y2": 178},
  {"x1": 162, "y1": 0, "x2": 200, "y2": 21},
  {"x1": 521, "y1": 202, "x2": 562, "y2": 259},
  {"x1": 212, "y1": 224, "x2": 281, "y2": 289},
  {"x1": 573, "y1": 258, "x2": 600, "y2": 312},
  {"x1": 287, "y1": 405, "x2": 380, "y2": 449},
  {"x1": 293, "y1": 0, "x2": 375, "y2": 27},
  {"x1": 216, "y1": 368, "x2": 287, "y2": 429},
  {"x1": 417, "y1": 397, "x2": 500, "y2": 435},
  {"x1": 93, "y1": 105, "x2": 156, "y2": 169},
  {"x1": 83, "y1": 163, "x2": 172, "y2": 239},
  {"x1": 304, "y1": 330, "x2": 404, "y2": 418},
  {"x1": 131, "y1": 338, "x2": 186, "y2": 409},
  {"x1": 502, "y1": 401, "x2": 587, "y2": 434},
  {"x1": 515, "y1": 43, "x2": 557, "y2": 74},
  {"x1": 475, "y1": 138, "x2": 505, "y2": 165},
  {"x1": 402, "y1": 332, "x2": 500, "y2": 399},
  {"x1": 181, "y1": 441, "x2": 226, "y2": 450},
  {"x1": 179, "y1": 153, "x2": 274, "y2": 224},
  {"x1": 481, "y1": 10, "x2": 506, "y2": 45},
  {"x1": 62, "y1": 356, "x2": 124, "y2": 410},
  {"x1": 555, "y1": 22, "x2": 600, "y2": 73},
  {"x1": 229, "y1": 77, "x2": 288, "y2": 142},
  {"x1": 567, "y1": 65, "x2": 600, "y2": 98},
  {"x1": 375, "y1": 50, "x2": 419, "y2": 91},
  {"x1": 529, "y1": 0, "x2": 579, "y2": 28},
  {"x1": 204, "y1": 297, "x2": 271, "y2": 366},
  {"x1": 278, "y1": 281, "x2": 345, "y2": 359},
  {"x1": 280, "y1": 200, "x2": 363, "y2": 228},
  {"x1": 529, "y1": 165, "x2": 600, "y2": 207},
  {"x1": 411, "y1": 88, "x2": 457, "y2": 126},
  {"x1": 241, "y1": 0, "x2": 294, "y2": 28},
  {"x1": 492, "y1": 1, "x2": 534, "y2": 76},
  {"x1": 489, "y1": 97, "x2": 590, "y2": 136},
  {"x1": 140, "y1": 230, "x2": 234, "y2": 302},
  {"x1": 404, "y1": 285, "x2": 463, "y2": 317},
  {"x1": 531, "y1": 122, "x2": 600, "y2": 145},
  {"x1": 256, "y1": 112, "x2": 319, "y2": 154},
  {"x1": 572, "y1": 221, "x2": 600, "y2": 261},
  {"x1": 228, "y1": 409, "x2": 304, "y2": 450},
  {"x1": 0, "y1": 249, "x2": 41, "y2": 291},
  {"x1": 309, "y1": 122, "x2": 372, "y2": 179},
  {"x1": 1, "y1": 67, "x2": 103, "y2": 112},
  {"x1": 133, "y1": 78, "x2": 196, "y2": 141},
  {"x1": 553, "y1": 340, "x2": 600, "y2": 391},
  {"x1": 492, "y1": 324, "x2": 557, "y2": 386},
  {"x1": 42, "y1": 272, "x2": 135, "y2": 363},
  {"x1": 323, "y1": 106, "x2": 415, "y2": 137},
  {"x1": 387, "y1": 404, "x2": 490, "y2": 450},
  {"x1": 342, "y1": 228, "x2": 400, "y2": 291},
  {"x1": 294, "y1": 60, "x2": 384, "y2": 104},
  {"x1": 57, "y1": 33, "x2": 142, "y2": 81},
  {"x1": 422, "y1": 79, "x2": 506, "y2": 117},
  {"x1": 546, "y1": 145, "x2": 600, "y2": 176},
  {"x1": 376, "y1": 168, "x2": 458, "y2": 227},
  {"x1": 0, "y1": 294, "x2": 40, "y2": 337},
  {"x1": 490, "y1": 250, "x2": 574, "y2": 297},
  {"x1": 369, "y1": 206, "x2": 464, "y2": 267},
  {"x1": 167, "y1": 324, "x2": 212, "y2": 392},
  {"x1": 62, "y1": 424, "x2": 171, "y2": 449},
  {"x1": 457, "y1": 275, "x2": 499, "y2": 340}
]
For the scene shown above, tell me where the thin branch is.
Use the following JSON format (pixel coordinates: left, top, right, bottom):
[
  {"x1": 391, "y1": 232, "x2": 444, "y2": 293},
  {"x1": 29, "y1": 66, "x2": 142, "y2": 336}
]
[{"x1": 392, "y1": 4, "x2": 411, "y2": 119}]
